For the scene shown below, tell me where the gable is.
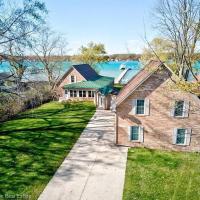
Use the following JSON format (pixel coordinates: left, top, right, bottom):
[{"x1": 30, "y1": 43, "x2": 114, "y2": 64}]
[
  {"x1": 116, "y1": 60, "x2": 169, "y2": 106},
  {"x1": 56, "y1": 68, "x2": 73, "y2": 87},
  {"x1": 56, "y1": 64, "x2": 100, "y2": 87},
  {"x1": 57, "y1": 67, "x2": 86, "y2": 88},
  {"x1": 118, "y1": 67, "x2": 200, "y2": 110}
]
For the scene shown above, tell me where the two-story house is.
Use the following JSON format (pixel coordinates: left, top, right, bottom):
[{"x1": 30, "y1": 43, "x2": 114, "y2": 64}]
[{"x1": 115, "y1": 60, "x2": 200, "y2": 152}]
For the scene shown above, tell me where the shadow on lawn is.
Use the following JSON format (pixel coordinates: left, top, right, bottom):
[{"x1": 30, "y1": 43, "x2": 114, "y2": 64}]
[{"x1": 0, "y1": 102, "x2": 95, "y2": 199}]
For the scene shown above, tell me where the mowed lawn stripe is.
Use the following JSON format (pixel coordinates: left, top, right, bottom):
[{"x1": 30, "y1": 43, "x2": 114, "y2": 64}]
[
  {"x1": 123, "y1": 148, "x2": 200, "y2": 200},
  {"x1": 0, "y1": 101, "x2": 96, "y2": 200}
]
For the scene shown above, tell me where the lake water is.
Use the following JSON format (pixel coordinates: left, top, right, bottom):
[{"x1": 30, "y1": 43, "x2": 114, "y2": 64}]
[
  {"x1": 0, "y1": 60, "x2": 142, "y2": 83},
  {"x1": 96, "y1": 61, "x2": 141, "y2": 83},
  {"x1": 0, "y1": 60, "x2": 199, "y2": 83}
]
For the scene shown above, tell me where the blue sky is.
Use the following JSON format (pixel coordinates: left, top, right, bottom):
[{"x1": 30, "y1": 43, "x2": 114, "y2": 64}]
[{"x1": 44, "y1": 0, "x2": 158, "y2": 55}]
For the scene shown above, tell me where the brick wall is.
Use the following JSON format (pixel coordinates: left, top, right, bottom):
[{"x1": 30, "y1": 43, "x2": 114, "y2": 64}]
[
  {"x1": 116, "y1": 68, "x2": 200, "y2": 152},
  {"x1": 57, "y1": 68, "x2": 86, "y2": 96}
]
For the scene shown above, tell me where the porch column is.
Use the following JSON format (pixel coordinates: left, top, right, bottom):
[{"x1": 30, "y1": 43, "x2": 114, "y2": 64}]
[
  {"x1": 64, "y1": 89, "x2": 69, "y2": 99},
  {"x1": 96, "y1": 92, "x2": 99, "y2": 106},
  {"x1": 103, "y1": 96, "x2": 106, "y2": 110},
  {"x1": 94, "y1": 91, "x2": 97, "y2": 105}
]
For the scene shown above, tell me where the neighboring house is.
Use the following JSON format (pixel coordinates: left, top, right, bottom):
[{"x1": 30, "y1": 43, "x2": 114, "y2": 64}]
[
  {"x1": 56, "y1": 64, "x2": 116, "y2": 110},
  {"x1": 115, "y1": 60, "x2": 200, "y2": 152}
]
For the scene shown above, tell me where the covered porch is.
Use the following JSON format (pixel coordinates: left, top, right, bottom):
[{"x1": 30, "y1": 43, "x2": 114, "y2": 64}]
[
  {"x1": 60, "y1": 76, "x2": 115, "y2": 110},
  {"x1": 59, "y1": 88, "x2": 112, "y2": 110}
]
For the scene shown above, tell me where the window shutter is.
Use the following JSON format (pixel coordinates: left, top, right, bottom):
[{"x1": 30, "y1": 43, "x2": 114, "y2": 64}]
[
  {"x1": 131, "y1": 99, "x2": 137, "y2": 115},
  {"x1": 172, "y1": 128, "x2": 177, "y2": 144},
  {"x1": 128, "y1": 126, "x2": 132, "y2": 141},
  {"x1": 74, "y1": 76, "x2": 77, "y2": 83},
  {"x1": 139, "y1": 126, "x2": 144, "y2": 142},
  {"x1": 185, "y1": 128, "x2": 192, "y2": 146},
  {"x1": 170, "y1": 102, "x2": 175, "y2": 117},
  {"x1": 145, "y1": 99, "x2": 150, "y2": 115},
  {"x1": 183, "y1": 101, "x2": 190, "y2": 118}
]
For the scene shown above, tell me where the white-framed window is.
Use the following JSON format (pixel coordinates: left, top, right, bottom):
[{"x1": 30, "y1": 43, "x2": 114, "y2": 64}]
[
  {"x1": 70, "y1": 75, "x2": 76, "y2": 83},
  {"x1": 83, "y1": 91, "x2": 86, "y2": 97},
  {"x1": 79, "y1": 90, "x2": 83, "y2": 97},
  {"x1": 69, "y1": 90, "x2": 77, "y2": 97},
  {"x1": 65, "y1": 90, "x2": 68, "y2": 95},
  {"x1": 92, "y1": 91, "x2": 95, "y2": 97},
  {"x1": 70, "y1": 90, "x2": 73, "y2": 97},
  {"x1": 171, "y1": 100, "x2": 189, "y2": 118},
  {"x1": 128, "y1": 126, "x2": 144, "y2": 142},
  {"x1": 172, "y1": 128, "x2": 191, "y2": 146},
  {"x1": 136, "y1": 100, "x2": 145, "y2": 114},
  {"x1": 88, "y1": 91, "x2": 95, "y2": 98},
  {"x1": 74, "y1": 90, "x2": 77, "y2": 97},
  {"x1": 78, "y1": 90, "x2": 87, "y2": 98},
  {"x1": 88, "y1": 91, "x2": 92, "y2": 98},
  {"x1": 131, "y1": 99, "x2": 150, "y2": 115}
]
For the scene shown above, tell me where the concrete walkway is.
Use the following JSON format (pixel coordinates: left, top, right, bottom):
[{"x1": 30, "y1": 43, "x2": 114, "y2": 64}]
[{"x1": 38, "y1": 110, "x2": 128, "y2": 200}]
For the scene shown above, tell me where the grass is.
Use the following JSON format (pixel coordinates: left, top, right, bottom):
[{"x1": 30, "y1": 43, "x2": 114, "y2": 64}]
[
  {"x1": 0, "y1": 101, "x2": 96, "y2": 200},
  {"x1": 123, "y1": 148, "x2": 200, "y2": 200}
]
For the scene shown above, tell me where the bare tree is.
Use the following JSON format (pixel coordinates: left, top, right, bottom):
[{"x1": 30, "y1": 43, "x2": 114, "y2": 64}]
[
  {"x1": 3, "y1": 41, "x2": 30, "y2": 82},
  {"x1": 154, "y1": 0, "x2": 200, "y2": 80},
  {"x1": 0, "y1": 0, "x2": 47, "y2": 47},
  {"x1": 0, "y1": 0, "x2": 47, "y2": 91},
  {"x1": 30, "y1": 27, "x2": 67, "y2": 91}
]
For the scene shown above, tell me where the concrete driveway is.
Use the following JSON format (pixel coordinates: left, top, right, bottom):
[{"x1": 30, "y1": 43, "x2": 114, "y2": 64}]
[{"x1": 38, "y1": 110, "x2": 128, "y2": 200}]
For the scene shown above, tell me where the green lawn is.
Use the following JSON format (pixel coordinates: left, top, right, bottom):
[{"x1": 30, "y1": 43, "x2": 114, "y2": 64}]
[
  {"x1": 123, "y1": 148, "x2": 200, "y2": 200},
  {"x1": 0, "y1": 101, "x2": 95, "y2": 200}
]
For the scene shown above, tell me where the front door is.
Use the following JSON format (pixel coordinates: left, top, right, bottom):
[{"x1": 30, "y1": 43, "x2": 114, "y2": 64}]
[{"x1": 99, "y1": 95, "x2": 104, "y2": 108}]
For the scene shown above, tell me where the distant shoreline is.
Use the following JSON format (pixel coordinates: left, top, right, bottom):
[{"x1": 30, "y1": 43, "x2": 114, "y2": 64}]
[{"x1": 0, "y1": 54, "x2": 141, "y2": 62}]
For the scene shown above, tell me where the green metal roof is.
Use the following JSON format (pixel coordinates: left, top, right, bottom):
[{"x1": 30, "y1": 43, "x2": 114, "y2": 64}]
[
  {"x1": 98, "y1": 86, "x2": 114, "y2": 95},
  {"x1": 63, "y1": 76, "x2": 114, "y2": 95}
]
